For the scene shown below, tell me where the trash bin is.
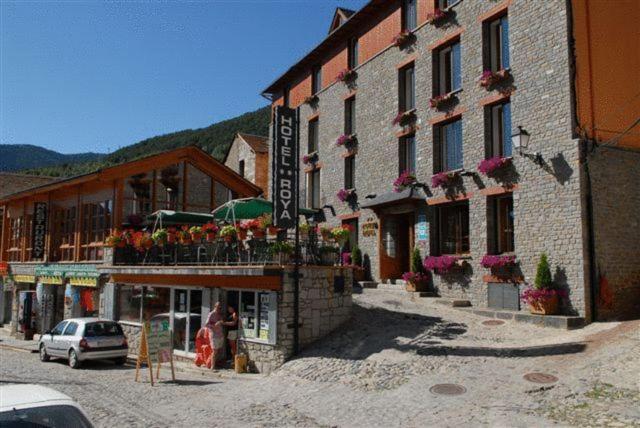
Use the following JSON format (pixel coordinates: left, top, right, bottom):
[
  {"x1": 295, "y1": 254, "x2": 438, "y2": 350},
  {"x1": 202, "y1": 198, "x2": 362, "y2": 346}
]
[{"x1": 234, "y1": 353, "x2": 247, "y2": 373}]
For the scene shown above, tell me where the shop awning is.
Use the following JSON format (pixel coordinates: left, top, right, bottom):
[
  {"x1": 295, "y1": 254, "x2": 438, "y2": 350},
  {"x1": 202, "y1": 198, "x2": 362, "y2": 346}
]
[
  {"x1": 34, "y1": 265, "x2": 101, "y2": 287},
  {"x1": 359, "y1": 187, "x2": 427, "y2": 210},
  {"x1": 212, "y1": 197, "x2": 317, "y2": 221},
  {"x1": 146, "y1": 210, "x2": 215, "y2": 226}
]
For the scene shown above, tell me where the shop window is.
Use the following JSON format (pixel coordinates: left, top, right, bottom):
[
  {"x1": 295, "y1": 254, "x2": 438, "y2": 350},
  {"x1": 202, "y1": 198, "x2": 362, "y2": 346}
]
[
  {"x1": 307, "y1": 169, "x2": 321, "y2": 209},
  {"x1": 344, "y1": 155, "x2": 355, "y2": 190},
  {"x1": 117, "y1": 285, "x2": 143, "y2": 323},
  {"x1": 81, "y1": 200, "x2": 112, "y2": 261},
  {"x1": 312, "y1": 65, "x2": 322, "y2": 95},
  {"x1": 51, "y1": 207, "x2": 76, "y2": 262},
  {"x1": 434, "y1": 118, "x2": 463, "y2": 173},
  {"x1": 437, "y1": 201, "x2": 470, "y2": 255},
  {"x1": 488, "y1": 195, "x2": 514, "y2": 254},
  {"x1": 155, "y1": 164, "x2": 183, "y2": 212},
  {"x1": 485, "y1": 101, "x2": 512, "y2": 158},
  {"x1": 399, "y1": 135, "x2": 416, "y2": 175},
  {"x1": 186, "y1": 163, "x2": 213, "y2": 213},
  {"x1": 228, "y1": 290, "x2": 276, "y2": 343},
  {"x1": 308, "y1": 118, "x2": 319, "y2": 154},
  {"x1": 399, "y1": 64, "x2": 415, "y2": 112},
  {"x1": 348, "y1": 37, "x2": 359, "y2": 69},
  {"x1": 124, "y1": 172, "x2": 152, "y2": 220},
  {"x1": 344, "y1": 97, "x2": 356, "y2": 135},
  {"x1": 484, "y1": 14, "x2": 510, "y2": 72},
  {"x1": 433, "y1": 40, "x2": 461, "y2": 96},
  {"x1": 402, "y1": 0, "x2": 417, "y2": 32}
]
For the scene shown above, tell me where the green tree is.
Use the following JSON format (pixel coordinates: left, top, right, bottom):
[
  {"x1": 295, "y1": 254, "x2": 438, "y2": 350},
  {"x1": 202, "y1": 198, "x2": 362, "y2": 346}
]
[
  {"x1": 351, "y1": 245, "x2": 362, "y2": 267},
  {"x1": 534, "y1": 253, "x2": 553, "y2": 289},
  {"x1": 410, "y1": 247, "x2": 424, "y2": 274}
]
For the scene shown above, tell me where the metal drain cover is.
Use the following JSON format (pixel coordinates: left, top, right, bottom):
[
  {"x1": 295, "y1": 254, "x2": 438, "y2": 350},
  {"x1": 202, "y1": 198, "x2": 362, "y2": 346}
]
[
  {"x1": 523, "y1": 373, "x2": 558, "y2": 384},
  {"x1": 482, "y1": 319, "x2": 505, "y2": 326},
  {"x1": 430, "y1": 383, "x2": 467, "y2": 395}
]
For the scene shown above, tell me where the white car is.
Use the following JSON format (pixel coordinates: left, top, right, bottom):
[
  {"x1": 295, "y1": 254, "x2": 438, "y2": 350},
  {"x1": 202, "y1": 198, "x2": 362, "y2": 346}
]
[
  {"x1": 38, "y1": 318, "x2": 128, "y2": 369},
  {"x1": 0, "y1": 384, "x2": 93, "y2": 427}
]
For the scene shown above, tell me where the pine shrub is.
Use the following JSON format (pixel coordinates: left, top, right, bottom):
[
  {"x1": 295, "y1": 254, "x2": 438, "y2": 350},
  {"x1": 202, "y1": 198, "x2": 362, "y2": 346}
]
[{"x1": 534, "y1": 253, "x2": 553, "y2": 289}]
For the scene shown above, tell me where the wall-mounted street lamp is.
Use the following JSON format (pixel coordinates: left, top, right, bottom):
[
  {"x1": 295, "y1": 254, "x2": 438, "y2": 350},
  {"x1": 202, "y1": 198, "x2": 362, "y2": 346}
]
[{"x1": 512, "y1": 126, "x2": 543, "y2": 165}]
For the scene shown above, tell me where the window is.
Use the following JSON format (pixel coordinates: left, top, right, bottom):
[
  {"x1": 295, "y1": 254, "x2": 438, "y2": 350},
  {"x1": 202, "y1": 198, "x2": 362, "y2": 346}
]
[
  {"x1": 7, "y1": 216, "x2": 23, "y2": 261},
  {"x1": 117, "y1": 285, "x2": 143, "y2": 323},
  {"x1": 0, "y1": 405, "x2": 93, "y2": 428},
  {"x1": 81, "y1": 200, "x2": 112, "y2": 261},
  {"x1": 308, "y1": 118, "x2": 319, "y2": 153},
  {"x1": 51, "y1": 321, "x2": 68, "y2": 335},
  {"x1": 307, "y1": 169, "x2": 321, "y2": 209},
  {"x1": 348, "y1": 38, "x2": 359, "y2": 69},
  {"x1": 52, "y1": 207, "x2": 76, "y2": 262},
  {"x1": 228, "y1": 290, "x2": 277, "y2": 343},
  {"x1": 345, "y1": 155, "x2": 355, "y2": 189},
  {"x1": 485, "y1": 15, "x2": 510, "y2": 72},
  {"x1": 489, "y1": 195, "x2": 514, "y2": 254},
  {"x1": 399, "y1": 64, "x2": 415, "y2": 112},
  {"x1": 402, "y1": 0, "x2": 417, "y2": 32},
  {"x1": 345, "y1": 97, "x2": 356, "y2": 135},
  {"x1": 438, "y1": 202, "x2": 470, "y2": 255},
  {"x1": 399, "y1": 135, "x2": 416, "y2": 174},
  {"x1": 84, "y1": 322, "x2": 124, "y2": 337},
  {"x1": 437, "y1": 0, "x2": 450, "y2": 8},
  {"x1": 155, "y1": 164, "x2": 183, "y2": 212},
  {"x1": 186, "y1": 163, "x2": 213, "y2": 213},
  {"x1": 214, "y1": 181, "x2": 232, "y2": 208},
  {"x1": 487, "y1": 101, "x2": 512, "y2": 158},
  {"x1": 62, "y1": 322, "x2": 78, "y2": 336},
  {"x1": 238, "y1": 160, "x2": 245, "y2": 178},
  {"x1": 312, "y1": 65, "x2": 322, "y2": 94},
  {"x1": 125, "y1": 172, "x2": 152, "y2": 218},
  {"x1": 434, "y1": 119, "x2": 463, "y2": 172},
  {"x1": 434, "y1": 41, "x2": 461, "y2": 95}
]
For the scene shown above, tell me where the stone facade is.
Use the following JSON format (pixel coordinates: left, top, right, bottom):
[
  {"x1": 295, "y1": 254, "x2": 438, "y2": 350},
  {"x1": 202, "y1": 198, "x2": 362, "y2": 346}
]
[
  {"x1": 224, "y1": 133, "x2": 269, "y2": 196},
  {"x1": 280, "y1": 1, "x2": 601, "y2": 319}
]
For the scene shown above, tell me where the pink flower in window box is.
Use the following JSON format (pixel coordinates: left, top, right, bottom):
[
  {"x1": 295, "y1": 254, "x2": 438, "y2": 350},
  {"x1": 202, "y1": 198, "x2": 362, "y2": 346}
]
[
  {"x1": 391, "y1": 30, "x2": 413, "y2": 47},
  {"x1": 393, "y1": 171, "x2": 417, "y2": 193},
  {"x1": 431, "y1": 171, "x2": 458, "y2": 189},
  {"x1": 478, "y1": 69, "x2": 510, "y2": 88},
  {"x1": 477, "y1": 156, "x2": 511, "y2": 176},
  {"x1": 392, "y1": 110, "x2": 417, "y2": 126},
  {"x1": 426, "y1": 8, "x2": 448, "y2": 24},
  {"x1": 429, "y1": 92, "x2": 454, "y2": 110},
  {"x1": 335, "y1": 134, "x2": 356, "y2": 147},
  {"x1": 303, "y1": 152, "x2": 318, "y2": 165},
  {"x1": 423, "y1": 255, "x2": 460, "y2": 274},
  {"x1": 335, "y1": 68, "x2": 357, "y2": 83},
  {"x1": 481, "y1": 254, "x2": 517, "y2": 269},
  {"x1": 337, "y1": 188, "x2": 355, "y2": 202}
]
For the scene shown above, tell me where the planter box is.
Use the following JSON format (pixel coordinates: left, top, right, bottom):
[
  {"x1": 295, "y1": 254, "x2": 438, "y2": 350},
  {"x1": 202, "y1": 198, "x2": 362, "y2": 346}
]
[{"x1": 487, "y1": 282, "x2": 520, "y2": 311}]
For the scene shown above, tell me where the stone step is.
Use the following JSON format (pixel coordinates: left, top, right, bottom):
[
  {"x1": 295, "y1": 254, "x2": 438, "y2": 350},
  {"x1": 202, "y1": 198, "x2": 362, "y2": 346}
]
[
  {"x1": 435, "y1": 298, "x2": 472, "y2": 307},
  {"x1": 358, "y1": 281, "x2": 378, "y2": 289},
  {"x1": 457, "y1": 307, "x2": 586, "y2": 330},
  {"x1": 376, "y1": 282, "x2": 406, "y2": 291}
]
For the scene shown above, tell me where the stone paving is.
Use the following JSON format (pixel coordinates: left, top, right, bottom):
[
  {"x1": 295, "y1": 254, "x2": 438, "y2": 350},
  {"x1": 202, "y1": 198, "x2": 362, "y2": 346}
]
[{"x1": 1, "y1": 289, "x2": 638, "y2": 427}]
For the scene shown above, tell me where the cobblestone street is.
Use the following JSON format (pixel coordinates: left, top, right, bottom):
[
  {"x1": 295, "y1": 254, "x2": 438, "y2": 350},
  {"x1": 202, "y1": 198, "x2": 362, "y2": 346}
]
[{"x1": 1, "y1": 289, "x2": 639, "y2": 427}]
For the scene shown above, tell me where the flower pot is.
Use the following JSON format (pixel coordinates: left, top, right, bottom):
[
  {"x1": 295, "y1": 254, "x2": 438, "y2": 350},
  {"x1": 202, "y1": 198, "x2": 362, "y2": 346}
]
[
  {"x1": 321, "y1": 231, "x2": 332, "y2": 241},
  {"x1": 529, "y1": 294, "x2": 560, "y2": 315},
  {"x1": 237, "y1": 229, "x2": 247, "y2": 240},
  {"x1": 405, "y1": 279, "x2": 428, "y2": 292},
  {"x1": 252, "y1": 229, "x2": 265, "y2": 239},
  {"x1": 353, "y1": 268, "x2": 365, "y2": 282},
  {"x1": 167, "y1": 234, "x2": 176, "y2": 244},
  {"x1": 180, "y1": 237, "x2": 192, "y2": 246},
  {"x1": 206, "y1": 232, "x2": 216, "y2": 242},
  {"x1": 191, "y1": 232, "x2": 203, "y2": 242},
  {"x1": 268, "y1": 226, "x2": 279, "y2": 236},
  {"x1": 223, "y1": 235, "x2": 234, "y2": 243},
  {"x1": 116, "y1": 240, "x2": 126, "y2": 249}
]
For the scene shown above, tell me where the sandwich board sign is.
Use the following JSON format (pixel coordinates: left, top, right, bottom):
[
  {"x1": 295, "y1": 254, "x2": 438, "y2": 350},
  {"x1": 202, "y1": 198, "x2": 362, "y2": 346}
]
[{"x1": 135, "y1": 320, "x2": 175, "y2": 386}]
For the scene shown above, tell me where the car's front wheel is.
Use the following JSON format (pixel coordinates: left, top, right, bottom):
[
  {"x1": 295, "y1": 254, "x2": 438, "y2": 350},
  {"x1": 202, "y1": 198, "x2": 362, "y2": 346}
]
[
  {"x1": 68, "y1": 349, "x2": 81, "y2": 369},
  {"x1": 39, "y1": 344, "x2": 50, "y2": 362}
]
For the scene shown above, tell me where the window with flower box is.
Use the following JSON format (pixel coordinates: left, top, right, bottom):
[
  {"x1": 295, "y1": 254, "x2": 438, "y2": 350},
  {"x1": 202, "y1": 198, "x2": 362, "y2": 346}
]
[
  {"x1": 433, "y1": 40, "x2": 461, "y2": 96},
  {"x1": 80, "y1": 200, "x2": 112, "y2": 261},
  {"x1": 485, "y1": 101, "x2": 512, "y2": 158},
  {"x1": 308, "y1": 118, "x2": 319, "y2": 154},
  {"x1": 487, "y1": 195, "x2": 514, "y2": 255},
  {"x1": 437, "y1": 201, "x2": 469, "y2": 255},
  {"x1": 312, "y1": 65, "x2": 322, "y2": 95},
  {"x1": 348, "y1": 38, "x2": 359, "y2": 70},
  {"x1": 399, "y1": 135, "x2": 416, "y2": 175},
  {"x1": 484, "y1": 14, "x2": 510, "y2": 72},
  {"x1": 399, "y1": 64, "x2": 415, "y2": 112},
  {"x1": 402, "y1": 0, "x2": 417, "y2": 32},
  {"x1": 344, "y1": 155, "x2": 356, "y2": 190},
  {"x1": 307, "y1": 169, "x2": 321, "y2": 209},
  {"x1": 434, "y1": 118, "x2": 463, "y2": 173},
  {"x1": 345, "y1": 97, "x2": 356, "y2": 135}
]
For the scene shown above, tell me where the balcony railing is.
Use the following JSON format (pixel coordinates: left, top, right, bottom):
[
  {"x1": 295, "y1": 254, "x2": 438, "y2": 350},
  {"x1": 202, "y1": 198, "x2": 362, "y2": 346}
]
[{"x1": 111, "y1": 233, "x2": 341, "y2": 267}]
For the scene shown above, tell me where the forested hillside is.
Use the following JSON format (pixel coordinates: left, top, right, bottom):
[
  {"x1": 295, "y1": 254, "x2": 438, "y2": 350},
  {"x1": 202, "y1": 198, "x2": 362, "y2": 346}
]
[
  {"x1": 0, "y1": 145, "x2": 105, "y2": 172},
  {"x1": 19, "y1": 106, "x2": 270, "y2": 177}
]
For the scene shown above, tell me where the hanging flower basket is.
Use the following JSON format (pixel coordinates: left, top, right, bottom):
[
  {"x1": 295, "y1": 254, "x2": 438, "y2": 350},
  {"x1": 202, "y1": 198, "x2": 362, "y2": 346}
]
[
  {"x1": 429, "y1": 92, "x2": 455, "y2": 110},
  {"x1": 478, "y1": 69, "x2": 510, "y2": 88},
  {"x1": 431, "y1": 171, "x2": 459, "y2": 189},
  {"x1": 477, "y1": 156, "x2": 512, "y2": 176},
  {"x1": 189, "y1": 226, "x2": 203, "y2": 243},
  {"x1": 318, "y1": 226, "x2": 333, "y2": 242},
  {"x1": 423, "y1": 255, "x2": 461, "y2": 274},
  {"x1": 220, "y1": 225, "x2": 237, "y2": 243},
  {"x1": 303, "y1": 152, "x2": 318, "y2": 166},
  {"x1": 393, "y1": 171, "x2": 417, "y2": 193},
  {"x1": 335, "y1": 68, "x2": 357, "y2": 83},
  {"x1": 203, "y1": 223, "x2": 218, "y2": 242},
  {"x1": 392, "y1": 30, "x2": 414, "y2": 48},
  {"x1": 105, "y1": 231, "x2": 126, "y2": 248},
  {"x1": 337, "y1": 188, "x2": 356, "y2": 202},
  {"x1": 392, "y1": 110, "x2": 417, "y2": 127},
  {"x1": 426, "y1": 8, "x2": 449, "y2": 25},
  {"x1": 152, "y1": 229, "x2": 168, "y2": 247},
  {"x1": 331, "y1": 225, "x2": 351, "y2": 246},
  {"x1": 335, "y1": 134, "x2": 357, "y2": 147}
]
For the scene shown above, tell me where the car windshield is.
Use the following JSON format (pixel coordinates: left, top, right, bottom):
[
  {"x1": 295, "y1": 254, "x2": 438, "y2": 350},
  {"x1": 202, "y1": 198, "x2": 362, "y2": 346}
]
[
  {"x1": 0, "y1": 404, "x2": 93, "y2": 428},
  {"x1": 83, "y1": 322, "x2": 123, "y2": 337}
]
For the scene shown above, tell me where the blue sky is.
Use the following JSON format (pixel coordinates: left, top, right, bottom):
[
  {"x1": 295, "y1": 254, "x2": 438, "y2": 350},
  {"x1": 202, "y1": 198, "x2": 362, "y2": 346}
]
[{"x1": 0, "y1": 0, "x2": 368, "y2": 154}]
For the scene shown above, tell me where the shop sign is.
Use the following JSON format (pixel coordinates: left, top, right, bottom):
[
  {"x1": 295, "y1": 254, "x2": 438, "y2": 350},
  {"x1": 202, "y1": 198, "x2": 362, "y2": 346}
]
[
  {"x1": 39, "y1": 276, "x2": 64, "y2": 285},
  {"x1": 135, "y1": 320, "x2": 175, "y2": 386},
  {"x1": 35, "y1": 266, "x2": 65, "y2": 285},
  {"x1": 417, "y1": 214, "x2": 428, "y2": 241},
  {"x1": 362, "y1": 217, "x2": 379, "y2": 237},
  {"x1": 13, "y1": 275, "x2": 36, "y2": 284},
  {"x1": 0, "y1": 262, "x2": 8, "y2": 276},
  {"x1": 68, "y1": 276, "x2": 99, "y2": 287},
  {"x1": 271, "y1": 106, "x2": 298, "y2": 229},
  {"x1": 31, "y1": 202, "x2": 47, "y2": 259}
]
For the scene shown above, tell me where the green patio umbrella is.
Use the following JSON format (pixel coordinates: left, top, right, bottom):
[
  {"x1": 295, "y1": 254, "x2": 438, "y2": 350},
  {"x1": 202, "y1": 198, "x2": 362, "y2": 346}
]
[
  {"x1": 146, "y1": 210, "x2": 215, "y2": 227},
  {"x1": 211, "y1": 197, "x2": 317, "y2": 222}
]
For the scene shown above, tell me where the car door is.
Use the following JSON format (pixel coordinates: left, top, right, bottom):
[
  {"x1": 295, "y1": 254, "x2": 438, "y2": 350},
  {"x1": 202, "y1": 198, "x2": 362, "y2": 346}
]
[
  {"x1": 59, "y1": 322, "x2": 79, "y2": 355},
  {"x1": 46, "y1": 321, "x2": 68, "y2": 356}
]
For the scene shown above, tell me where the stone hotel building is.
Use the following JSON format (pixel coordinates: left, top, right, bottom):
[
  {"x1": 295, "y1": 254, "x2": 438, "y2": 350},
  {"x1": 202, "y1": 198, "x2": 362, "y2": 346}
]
[{"x1": 262, "y1": 0, "x2": 640, "y2": 322}]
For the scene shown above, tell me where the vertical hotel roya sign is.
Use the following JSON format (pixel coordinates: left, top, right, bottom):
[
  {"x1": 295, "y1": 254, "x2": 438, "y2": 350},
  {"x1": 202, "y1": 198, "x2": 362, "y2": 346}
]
[
  {"x1": 272, "y1": 106, "x2": 298, "y2": 229},
  {"x1": 31, "y1": 202, "x2": 47, "y2": 259}
]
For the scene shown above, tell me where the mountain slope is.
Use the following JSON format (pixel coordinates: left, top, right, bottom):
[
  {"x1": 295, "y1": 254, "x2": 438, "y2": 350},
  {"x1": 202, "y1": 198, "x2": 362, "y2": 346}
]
[
  {"x1": 0, "y1": 145, "x2": 105, "y2": 172},
  {"x1": 20, "y1": 106, "x2": 271, "y2": 177}
]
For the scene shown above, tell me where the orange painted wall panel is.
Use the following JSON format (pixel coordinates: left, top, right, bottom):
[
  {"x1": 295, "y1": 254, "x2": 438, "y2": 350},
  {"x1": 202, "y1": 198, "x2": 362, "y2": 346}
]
[
  {"x1": 360, "y1": 6, "x2": 402, "y2": 64},
  {"x1": 572, "y1": 0, "x2": 640, "y2": 149},
  {"x1": 290, "y1": 74, "x2": 312, "y2": 108},
  {"x1": 322, "y1": 46, "x2": 348, "y2": 88},
  {"x1": 418, "y1": 0, "x2": 434, "y2": 25}
]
